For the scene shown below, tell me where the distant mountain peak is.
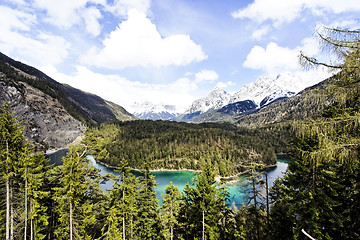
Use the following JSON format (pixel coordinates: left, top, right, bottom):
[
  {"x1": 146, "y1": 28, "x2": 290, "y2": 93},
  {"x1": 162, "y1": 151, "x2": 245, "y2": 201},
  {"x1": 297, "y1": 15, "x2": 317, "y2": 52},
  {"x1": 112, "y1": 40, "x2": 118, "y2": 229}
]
[
  {"x1": 184, "y1": 88, "x2": 231, "y2": 114},
  {"x1": 178, "y1": 73, "x2": 314, "y2": 123},
  {"x1": 131, "y1": 101, "x2": 180, "y2": 120},
  {"x1": 230, "y1": 73, "x2": 303, "y2": 105}
]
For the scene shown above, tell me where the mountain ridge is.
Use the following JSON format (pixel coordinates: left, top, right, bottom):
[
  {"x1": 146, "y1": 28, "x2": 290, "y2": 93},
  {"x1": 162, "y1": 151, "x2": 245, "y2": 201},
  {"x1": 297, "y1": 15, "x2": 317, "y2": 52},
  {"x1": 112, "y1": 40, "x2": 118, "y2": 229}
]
[
  {"x1": 0, "y1": 52, "x2": 135, "y2": 149},
  {"x1": 177, "y1": 73, "x2": 306, "y2": 123}
]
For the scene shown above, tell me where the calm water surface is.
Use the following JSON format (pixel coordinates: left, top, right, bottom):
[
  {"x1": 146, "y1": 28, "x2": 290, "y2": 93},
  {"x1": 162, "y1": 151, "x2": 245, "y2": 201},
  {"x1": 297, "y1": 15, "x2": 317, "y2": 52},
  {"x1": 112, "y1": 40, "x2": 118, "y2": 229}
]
[
  {"x1": 47, "y1": 151, "x2": 289, "y2": 206},
  {"x1": 87, "y1": 154, "x2": 290, "y2": 206}
]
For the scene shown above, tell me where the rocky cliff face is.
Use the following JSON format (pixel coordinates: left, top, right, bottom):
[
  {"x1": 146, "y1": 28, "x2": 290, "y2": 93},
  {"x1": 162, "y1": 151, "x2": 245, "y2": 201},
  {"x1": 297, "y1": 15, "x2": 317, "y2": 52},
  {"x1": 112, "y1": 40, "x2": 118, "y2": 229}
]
[
  {"x1": 0, "y1": 74, "x2": 86, "y2": 149},
  {"x1": 0, "y1": 52, "x2": 135, "y2": 150}
]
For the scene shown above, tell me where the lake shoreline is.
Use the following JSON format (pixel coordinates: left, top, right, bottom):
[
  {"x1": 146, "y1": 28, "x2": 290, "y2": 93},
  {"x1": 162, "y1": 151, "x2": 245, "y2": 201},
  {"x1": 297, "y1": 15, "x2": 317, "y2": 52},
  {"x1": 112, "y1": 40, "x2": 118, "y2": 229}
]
[
  {"x1": 89, "y1": 155, "x2": 277, "y2": 183},
  {"x1": 215, "y1": 163, "x2": 278, "y2": 184},
  {"x1": 48, "y1": 150, "x2": 289, "y2": 206},
  {"x1": 48, "y1": 149, "x2": 283, "y2": 184}
]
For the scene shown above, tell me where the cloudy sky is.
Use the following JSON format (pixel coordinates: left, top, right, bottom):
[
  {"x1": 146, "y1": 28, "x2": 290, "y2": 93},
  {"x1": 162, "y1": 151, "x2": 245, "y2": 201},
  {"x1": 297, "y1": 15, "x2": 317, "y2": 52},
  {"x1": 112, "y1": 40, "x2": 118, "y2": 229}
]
[{"x1": 1, "y1": 0, "x2": 359, "y2": 113}]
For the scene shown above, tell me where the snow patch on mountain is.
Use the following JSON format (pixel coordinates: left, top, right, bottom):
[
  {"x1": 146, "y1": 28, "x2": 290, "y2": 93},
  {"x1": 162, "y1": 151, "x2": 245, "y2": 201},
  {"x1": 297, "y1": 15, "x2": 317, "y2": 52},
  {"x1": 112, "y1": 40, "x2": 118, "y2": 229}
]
[
  {"x1": 230, "y1": 73, "x2": 304, "y2": 105},
  {"x1": 184, "y1": 87, "x2": 231, "y2": 114},
  {"x1": 260, "y1": 90, "x2": 295, "y2": 108},
  {"x1": 131, "y1": 101, "x2": 180, "y2": 120}
]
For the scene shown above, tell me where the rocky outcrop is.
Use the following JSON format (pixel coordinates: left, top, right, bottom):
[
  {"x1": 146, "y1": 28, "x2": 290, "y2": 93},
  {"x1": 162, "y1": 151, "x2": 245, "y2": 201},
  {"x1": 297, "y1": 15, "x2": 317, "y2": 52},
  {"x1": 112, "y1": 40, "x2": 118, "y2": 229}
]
[
  {"x1": 0, "y1": 74, "x2": 86, "y2": 149},
  {"x1": 0, "y1": 52, "x2": 136, "y2": 150}
]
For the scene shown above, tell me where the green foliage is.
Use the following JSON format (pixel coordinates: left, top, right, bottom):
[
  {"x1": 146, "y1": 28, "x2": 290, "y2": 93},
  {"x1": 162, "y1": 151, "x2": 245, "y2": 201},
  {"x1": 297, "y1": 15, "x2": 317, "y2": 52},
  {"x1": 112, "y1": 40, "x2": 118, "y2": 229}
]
[
  {"x1": 135, "y1": 168, "x2": 163, "y2": 239},
  {"x1": 102, "y1": 158, "x2": 138, "y2": 239},
  {"x1": 83, "y1": 120, "x2": 279, "y2": 177},
  {"x1": 161, "y1": 182, "x2": 181, "y2": 240},
  {"x1": 0, "y1": 102, "x2": 51, "y2": 239},
  {"x1": 176, "y1": 160, "x2": 231, "y2": 240},
  {"x1": 267, "y1": 24, "x2": 360, "y2": 240},
  {"x1": 52, "y1": 146, "x2": 102, "y2": 239}
]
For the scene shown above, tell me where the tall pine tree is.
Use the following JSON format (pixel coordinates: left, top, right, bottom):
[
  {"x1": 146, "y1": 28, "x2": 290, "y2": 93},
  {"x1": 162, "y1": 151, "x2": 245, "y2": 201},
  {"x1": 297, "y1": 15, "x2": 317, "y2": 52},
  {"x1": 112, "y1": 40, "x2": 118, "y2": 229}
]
[
  {"x1": 0, "y1": 102, "x2": 29, "y2": 240},
  {"x1": 161, "y1": 181, "x2": 181, "y2": 240},
  {"x1": 52, "y1": 146, "x2": 98, "y2": 240}
]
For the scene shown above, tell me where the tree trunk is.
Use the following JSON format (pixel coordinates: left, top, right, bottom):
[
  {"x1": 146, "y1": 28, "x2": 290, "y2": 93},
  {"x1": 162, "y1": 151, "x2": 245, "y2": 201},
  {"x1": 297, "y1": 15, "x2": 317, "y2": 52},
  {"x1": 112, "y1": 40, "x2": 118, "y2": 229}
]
[
  {"x1": 24, "y1": 166, "x2": 28, "y2": 240},
  {"x1": 265, "y1": 172, "x2": 269, "y2": 218},
  {"x1": 170, "y1": 201, "x2": 173, "y2": 240},
  {"x1": 30, "y1": 199, "x2": 34, "y2": 240},
  {"x1": 70, "y1": 202, "x2": 73, "y2": 240},
  {"x1": 122, "y1": 185, "x2": 125, "y2": 240},
  {"x1": 123, "y1": 217, "x2": 125, "y2": 240},
  {"x1": 11, "y1": 189, "x2": 14, "y2": 240},
  {"x1": 202, "y1": 210, "x2": 205, "y2": 240},
  {"x1": 5, "y1": 140, "x2": 10, "y2": 240},
  {"x1": 6, "y1": 177, "x2": 10, "y2": 240},
  {"x1": 252, "y1": 176, "x2": 257, "y2": 209},
  {"x1": 252, "y1": 176, "x2": 260, "y2": 240}
]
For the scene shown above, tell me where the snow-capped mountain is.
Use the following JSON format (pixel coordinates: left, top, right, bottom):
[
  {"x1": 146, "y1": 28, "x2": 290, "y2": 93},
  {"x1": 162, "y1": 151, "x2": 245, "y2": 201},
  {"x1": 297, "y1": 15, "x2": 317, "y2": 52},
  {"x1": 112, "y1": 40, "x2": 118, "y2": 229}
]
[
  {"x1": 184, "y1": 87, "x2": 231, "y2": 114},
  {"x1": 259, "y1": 90, "x2": 295, "y2": 108},
  {"x1": 230, "y1": 73, "x2": 304, "y2": 105},
  {"x1": 178, "y1": 73, "x2": 309, "y2": 123},
  {"x1": 131, "y1": 101, "x2": 180, "y2": 120}
]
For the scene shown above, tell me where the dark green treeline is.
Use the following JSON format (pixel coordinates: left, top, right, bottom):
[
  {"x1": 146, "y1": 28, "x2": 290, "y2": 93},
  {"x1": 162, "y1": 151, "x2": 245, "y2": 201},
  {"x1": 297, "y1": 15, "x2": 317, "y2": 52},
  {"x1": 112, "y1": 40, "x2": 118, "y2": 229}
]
[{"x1": 82, "y1": 120, "x2": 287, "y2": 177}]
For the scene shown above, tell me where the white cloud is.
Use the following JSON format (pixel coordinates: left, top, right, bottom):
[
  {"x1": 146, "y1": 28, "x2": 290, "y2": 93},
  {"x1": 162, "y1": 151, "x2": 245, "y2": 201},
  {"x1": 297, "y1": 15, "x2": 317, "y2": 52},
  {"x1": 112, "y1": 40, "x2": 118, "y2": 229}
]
[
  {"x1": 32, "y1": 0, "x2": 105, "y2": 36},
  {"x1": 306, "y1": 0, "x2": 360, "y2": 14},
  {"x1": 81, "y1": 9, "x2": 207, "y2": 69},
  {"x1": 232, "y1": 0, "x2": 303, "y2": 27},
  {"x1": 40, "y1": 66, "x2": 219, "y2": 113},
  {"x1": 232, "y1": 0, "x2": 360, "y2": 26},
  {"x1": 216, "y1": 81, "x2": 236, "y2": 89},
  {"x1": 4, "y1": 0, "x2": 26, "y2": 6},
  {"x1": 244, "y1": 42, "x2": 299, "y2": 73},
  {"x1": 243, "y1": 38, "x2": 333, "y2": 86},
  {"x1": 33, "y1": 0, "x2": 87, "y2": 29},
  {"x1": 195, "y1": 70, "x2": 219, "y2": 83},
  {"x1": 0, "y1": 6, "x2": 70, "y2": 66},
  {"x1": 0, "y1": 6, "x2": 36, "y2": 32},
  {"x1": 31, "y1": 0, "x2": 151, "y2": 36},
  {"x1": 251, "y1": 25, "x2": 271, "y2": 40},
  {"x1": 105, "y1": 0, "x2": 151, "y2": 17},
  {"x1": 82, "y1": 6, "x2": 102, "y2": 37},
  {"x1": 243, "y1": 38, "x2": 319, "y2": 74}
]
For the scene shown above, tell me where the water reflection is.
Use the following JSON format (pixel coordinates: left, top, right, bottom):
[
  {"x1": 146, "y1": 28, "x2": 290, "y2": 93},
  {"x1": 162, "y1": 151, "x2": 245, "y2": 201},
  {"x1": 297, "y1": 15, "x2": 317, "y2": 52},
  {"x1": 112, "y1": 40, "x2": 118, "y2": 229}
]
[
  {"x1": 47, "y1": 151, "x2": 289, "y2": 206},
  {"x1": 87, "y1": 155, "x2": 289, "y2": 206}
]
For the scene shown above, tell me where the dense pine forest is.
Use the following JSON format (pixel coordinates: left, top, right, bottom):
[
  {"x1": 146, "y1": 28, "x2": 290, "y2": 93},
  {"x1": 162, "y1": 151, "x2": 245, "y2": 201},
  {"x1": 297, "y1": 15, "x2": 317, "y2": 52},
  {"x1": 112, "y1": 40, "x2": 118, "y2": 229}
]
[
  {"x1": 0, "y1": 102, "x2": 274, "y2": 239},
  {"x1": 82, "y1": 120, "x2": 287, "y2": 177},
  {"x1": 1, "y1": 25, "x2": 360, "y2": 240}
]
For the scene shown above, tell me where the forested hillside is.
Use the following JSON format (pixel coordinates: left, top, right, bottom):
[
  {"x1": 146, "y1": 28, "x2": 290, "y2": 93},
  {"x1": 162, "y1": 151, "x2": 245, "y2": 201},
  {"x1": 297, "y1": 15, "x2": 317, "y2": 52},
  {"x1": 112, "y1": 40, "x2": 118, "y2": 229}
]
[
  {"x1": 82, "y1": 120, "x2": 287, "y2": 177},
  {"x1": 0, "y1": 103, "x2": 272, "y2": 239}
]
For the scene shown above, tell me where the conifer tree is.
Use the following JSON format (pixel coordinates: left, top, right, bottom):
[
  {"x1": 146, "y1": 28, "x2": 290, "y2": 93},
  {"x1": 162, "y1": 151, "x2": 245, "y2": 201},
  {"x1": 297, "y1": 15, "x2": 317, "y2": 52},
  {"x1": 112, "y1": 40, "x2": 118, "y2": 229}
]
[
  {"x1": 21, "y1": 152, "x2": 49, "y2": 240},
  {"x1": 268, "y1": 23, "x2": 360, "y2": 240},
  {"x1": 182, "y1": 159, "x2": 228, "y2": 240},
  {"x1": 161, "y1": 181, "x2": 181, "y2": 240},
  {"x1": 52, "y1": 146, "x2": 97, "y2": 240},
  {"x1": 177, "y1": 183, "x2": 194, "y2": 239},
  {"x1": 102, "y1": 158, "x2": 138, "y2": 240},
  {"x1": 0, "y1": 102, "x2": 28, "y2": 240},
  {"x1": 135, "y1": 167, "x2": 162, "y2": 239}
]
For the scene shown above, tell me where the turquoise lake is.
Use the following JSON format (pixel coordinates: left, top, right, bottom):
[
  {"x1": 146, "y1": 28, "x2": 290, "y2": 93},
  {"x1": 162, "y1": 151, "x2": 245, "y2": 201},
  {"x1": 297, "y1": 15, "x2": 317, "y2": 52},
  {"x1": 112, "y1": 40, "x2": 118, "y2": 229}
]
[
  {"x1": 87, "y1": 154, "x2": 290, "y2": 207},
  {"x1": 47, "y1": 150, "x2": 289, "y2": 207}
]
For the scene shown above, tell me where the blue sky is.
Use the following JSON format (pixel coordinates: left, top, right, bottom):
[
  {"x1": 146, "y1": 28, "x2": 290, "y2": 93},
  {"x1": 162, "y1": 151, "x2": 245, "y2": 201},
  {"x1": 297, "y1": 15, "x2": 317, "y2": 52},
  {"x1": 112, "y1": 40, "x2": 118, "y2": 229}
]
[{"x1": 1, "y1": 0, "x2": 360, "y2": 113}]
